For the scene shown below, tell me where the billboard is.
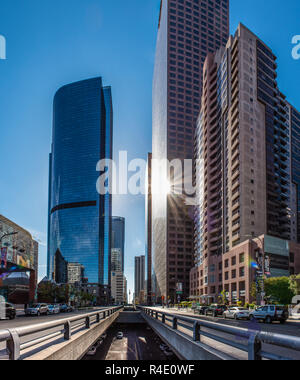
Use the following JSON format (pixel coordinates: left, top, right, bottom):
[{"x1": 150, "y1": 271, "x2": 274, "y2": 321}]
[
  {"x1": 0, "y1": 247, "x2": 7, "y2": 269},
  {"x1": 176, "y1": 282, "x2": 183, "y2": 295},
  {"x1": 264, "y1": 235, "x2": 289, "y2": 257}
]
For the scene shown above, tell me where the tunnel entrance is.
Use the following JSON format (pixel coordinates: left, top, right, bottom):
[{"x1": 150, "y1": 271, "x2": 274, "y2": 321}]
[{"x1": 82, "y1": 310, "x2": 178, "y2": 361}]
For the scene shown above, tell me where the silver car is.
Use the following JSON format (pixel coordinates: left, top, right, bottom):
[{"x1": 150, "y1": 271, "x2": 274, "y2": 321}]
[
  {"x1": 25, "y1": 303, "x2": 48, "y2": 316},
  {"x1": 224, "y1": 307, "x2": 250, "y2": 320},
  {"x1": 47, "y1": 305, "x2": 60, "y2": 314}
]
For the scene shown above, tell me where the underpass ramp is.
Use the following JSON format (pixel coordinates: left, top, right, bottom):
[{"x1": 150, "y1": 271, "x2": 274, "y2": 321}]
[{"x1": 116, "y1": 311, "x2": 145, "y2": 324}]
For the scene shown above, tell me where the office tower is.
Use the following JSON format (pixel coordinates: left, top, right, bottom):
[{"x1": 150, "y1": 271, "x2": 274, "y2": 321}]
[
  {"x1": 111, "y1": 248, "x2": 122, "y2": 272},
  {"x1": 145, "y1": 153, "x2": 153, "y2": 305},
  {"x1": 0, "y1": 215, "x2": 39, "y2": 304},
  {"x1": 123, "y1": 276, "x2": 128, "y2": 304},
  {"x1": 67, "y1": 263, "x2": 84, "y2": 285},
  {"x1": 190, "y1": 23, "x2": 300, "y2": 304},
  {"x1": 288, "y1": 105, "x2": 300, "y2": 244},
  {"x1": 111, "y1": 271, "x2": 125, "y2": 304},
  {"x1": 152, "y1": 0, "x2": 230, "y2": 302},
  {"x1": 111, "y1": 217, "x2": 125, "y2": 272},
  {"x1": 47, "y1": 77, "x2": 113, "y2": 305},
  {"x1": 134, "y1": 255, "x2": 145, "y2": 302}
]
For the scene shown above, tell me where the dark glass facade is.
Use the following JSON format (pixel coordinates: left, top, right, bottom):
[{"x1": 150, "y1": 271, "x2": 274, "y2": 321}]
[
  {"x1": 47, "y1": 78, "x2": 113, "y2": 302},
  {"x1": 111, "y1": 217, "x2": 125, "y2": 272}
]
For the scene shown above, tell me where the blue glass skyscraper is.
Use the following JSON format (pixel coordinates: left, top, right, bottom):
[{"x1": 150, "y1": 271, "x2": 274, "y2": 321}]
[
  {"x1": 111, "y1": 217, "x2": 125, "y2": 272},
  {"x1": 47, "y1": 77, "x2": 113, "y2": 304}
]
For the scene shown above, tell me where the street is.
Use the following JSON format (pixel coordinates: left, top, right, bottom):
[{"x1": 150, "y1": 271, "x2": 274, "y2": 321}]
[{"x1": 82, "y1": 324, "x2": 176, "y2": 361}]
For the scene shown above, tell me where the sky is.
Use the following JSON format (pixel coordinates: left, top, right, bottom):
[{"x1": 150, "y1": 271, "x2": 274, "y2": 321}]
[{"x1": 0, "y1": 0, "x2": 299, "y2": 298}]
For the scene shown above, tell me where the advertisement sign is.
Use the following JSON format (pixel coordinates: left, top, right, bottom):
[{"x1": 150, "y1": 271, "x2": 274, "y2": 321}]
[
  {"x1": 176, "y1": 282, "x2": 183, "y2": 295},
  {"x1": 0, "y1": 247, "x2": 7, "y2": 269},
  {"x1": 264, "y1": 255, "x2": 271, "y2": 276},
  {"x1": 264, "y1": 235, "x2": 289, "y2": 257}
]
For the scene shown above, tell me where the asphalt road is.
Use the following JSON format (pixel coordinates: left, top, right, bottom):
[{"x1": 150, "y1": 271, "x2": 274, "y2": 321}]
[
  {"x1": 82, "y1": 324, "x2": 176, "y2": 361},
  {"x1": 151, "y1": 307, "x2": 300, "y2": 360}
]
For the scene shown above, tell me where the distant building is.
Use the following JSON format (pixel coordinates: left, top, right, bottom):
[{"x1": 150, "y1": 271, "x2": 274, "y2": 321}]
[
  {"x1": 67, "y1": 263, "x2": 84, "y2": 284},
  {"x1": 111, "y1": 271, "x2": 125, "y2": 304},
  {"x1": 0, "y1": 215, "x2": 39, "y2": 304},
  {"x1": 111, "y1": 217, "x2": 125, "y2": 272},
  {"x1": 111, "y1": 248, "x2": 122, "y2": 272},
  {"x1": 123, "y1": 276, "x2": 128, "y2": 304},
  {"x1": 134, "y1": 255, "x2": 145, "y2": 302}
]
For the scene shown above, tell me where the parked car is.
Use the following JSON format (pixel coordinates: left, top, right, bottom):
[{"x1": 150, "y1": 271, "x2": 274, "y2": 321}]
[
  {"x1": 95, "y1": 339, "x2": 103, "y2": 348},
  {"x1": 101, "y1": 333, "x2": 107, "y2": 340},
  {"x1": 117, "y1": 332, "x2": 124, "y2": 339},
  {"x1": 47, "y1": 305, "x2": 60, "y2": 315},
  {"x1": 223, "y1": 307, "x2": 250, "y2": 320},
  {"x1": 164, "y1": 348, "x2": 175, "y2": 358},
  {"x1": 194, "y1": 306, "x2": 209, "y2": 315},
  {"x1": 0, "y1": 303, "x2": 16, "y2": 320},
  {"x1": 160, "y1": 344, "x2": 168, "y2": 351},
  {"x1": 59, "y1": 304, "x2": 73, "y2": 313},
  {"x1": 249, "y1": 305, "x2": 289, "y2": 324},
  {"x1": 25, "y1": 304, "x2": 48, "y2": 316},
  {"x1": 86, "y1": 345, "x2": 97, "y2": 356},
  {"x1": 205, "y1": 304, "x2": 227, "y2": 317}
]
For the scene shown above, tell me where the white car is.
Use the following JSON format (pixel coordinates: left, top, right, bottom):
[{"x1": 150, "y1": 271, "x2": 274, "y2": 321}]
[
  {"x1": 25, "y1": 304, "x2": 48, "y2": 316},
  {"x1": 117, "y1": 332, "x2": 124, "y2": 339},
  {"x1": 47, "y1": 305, "x2": 60, "y2": 314},
  {"x1": 164, "y1": 349, "x2": 175, "y2": 358},
  {"x1": 87, "y1": 346, "x2": 97, "y2": 356},
  {"x1": 224, "y1": 307, "x2": 250, "y2": 320}
]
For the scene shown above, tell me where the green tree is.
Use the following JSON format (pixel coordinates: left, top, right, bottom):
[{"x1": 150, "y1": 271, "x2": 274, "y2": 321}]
[
  {"x1": 264, "y1": 277, "x2": 294, "y2": 305},
  {"x1": 289, "y1": 274, "x2": 300, "y2": 296},
  {"x1": 250, "y1": 282, "x2": 257, "y2": 300}
]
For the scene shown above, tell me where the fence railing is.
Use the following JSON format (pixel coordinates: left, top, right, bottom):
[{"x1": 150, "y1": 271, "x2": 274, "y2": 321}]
[
  {"x1": 0, "y1": 306, "x2": 122, "y2": 360},
  {"x1": 140, "y1": 307, "x2": 300, "y2": 360}
]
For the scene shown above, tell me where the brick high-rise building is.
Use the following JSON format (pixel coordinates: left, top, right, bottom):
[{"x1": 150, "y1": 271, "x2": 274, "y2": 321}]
[
  {"x1": 152, "y1": 0, "x2": 230, "y2": 303},
  {"x1": 190, "y1": 24, "x2": 300, "y2": 305}
]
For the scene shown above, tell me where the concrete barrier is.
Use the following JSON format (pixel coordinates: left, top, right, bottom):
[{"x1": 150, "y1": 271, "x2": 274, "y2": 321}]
[
  {"x1": 142, "y1": 313, "x2": 233, "y2": 360},
  {"x1": 25, "y1": 311, "x2": 120, "y2": 360}
]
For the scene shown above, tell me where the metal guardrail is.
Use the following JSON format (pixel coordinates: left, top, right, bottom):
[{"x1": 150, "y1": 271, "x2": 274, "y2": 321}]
[
  {"x1": 0, "y1": 306, "x2": 122, "y2": 360},
  {"x1": 140, "y1": 307, "x2": 300, "y2": 360}
]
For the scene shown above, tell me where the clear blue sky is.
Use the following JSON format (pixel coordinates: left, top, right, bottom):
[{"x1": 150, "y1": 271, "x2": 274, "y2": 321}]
[{"x1": 0, "y1": 0, "x2": 299, "y2": 298}]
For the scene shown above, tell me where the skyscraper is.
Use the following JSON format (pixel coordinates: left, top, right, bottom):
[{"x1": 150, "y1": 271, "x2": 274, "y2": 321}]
[
  {"x1": 111, "y1": 216, "x2": 125, "y2": 272},
  {"x1": 190, "y1": 24, "x2": 300, "y2": 304},
  {"x1": 111, "y1": 248, "x2": 122, "y2": 272},
  {"x1": 152, "y1": 0, "x2": 229, "y2": 303},
  {"x1": 134, "y1": 255, "x2": 145, "y2": 302},
  {"x1": 145, "y1": 153, "x2": 153, "y2": 305},
  {"x1": 289, "y1": 105, "x2": 300, "y2": 244},
  {"x1": 47, "y1": 77, "x2": 113, "y2": 304}
]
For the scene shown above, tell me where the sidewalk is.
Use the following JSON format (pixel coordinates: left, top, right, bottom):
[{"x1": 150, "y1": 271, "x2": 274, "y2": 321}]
[{"x1": 155, "y1": 307, "x2": 300, "y2": 325}]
